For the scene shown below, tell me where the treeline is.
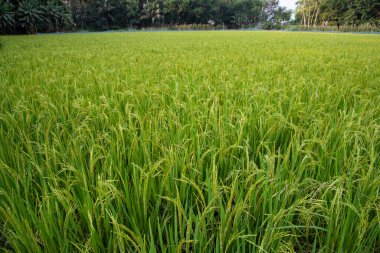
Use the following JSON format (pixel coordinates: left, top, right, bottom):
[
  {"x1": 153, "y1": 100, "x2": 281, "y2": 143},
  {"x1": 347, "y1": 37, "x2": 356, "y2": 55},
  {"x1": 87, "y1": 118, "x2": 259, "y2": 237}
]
[
  {"x1": 0, "y1": 0, "x2": 72, "y2": 34},
  {"x1": 1, "y1": 0, "x2": 379, "y2": 34},
  {"x1": 1, "y1": 0, "x2": 292, "y2": 34},
  {"x1": 296, "y1": 0, "x2": 380, "y2": 27}
]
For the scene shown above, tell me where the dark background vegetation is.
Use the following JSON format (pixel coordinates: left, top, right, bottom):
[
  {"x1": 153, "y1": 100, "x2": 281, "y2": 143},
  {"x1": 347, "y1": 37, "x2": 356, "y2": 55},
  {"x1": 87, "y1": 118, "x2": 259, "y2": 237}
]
[{"x1": 0, "y1": 0, "x2": 379, "y2": 34}]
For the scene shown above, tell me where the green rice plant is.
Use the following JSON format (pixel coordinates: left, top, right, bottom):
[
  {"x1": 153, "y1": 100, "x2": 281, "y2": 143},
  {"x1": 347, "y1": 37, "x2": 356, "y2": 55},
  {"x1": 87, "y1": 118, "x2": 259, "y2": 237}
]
[{"x1": 0, "y1": 31, "x2": 379, "y2": 252}]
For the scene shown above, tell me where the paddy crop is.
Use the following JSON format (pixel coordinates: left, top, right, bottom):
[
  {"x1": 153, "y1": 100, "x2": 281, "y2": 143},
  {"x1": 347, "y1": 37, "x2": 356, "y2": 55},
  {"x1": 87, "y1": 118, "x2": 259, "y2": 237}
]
[{"x1": 0, "y1": 31, "x2": 379, "y2": 252}]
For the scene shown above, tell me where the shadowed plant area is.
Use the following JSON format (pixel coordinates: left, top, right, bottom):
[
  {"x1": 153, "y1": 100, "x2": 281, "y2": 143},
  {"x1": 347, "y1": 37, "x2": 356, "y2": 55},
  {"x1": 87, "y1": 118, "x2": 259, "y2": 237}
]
[{"x1": 0, "y1": 31, "x2": 379, "y2": 252}]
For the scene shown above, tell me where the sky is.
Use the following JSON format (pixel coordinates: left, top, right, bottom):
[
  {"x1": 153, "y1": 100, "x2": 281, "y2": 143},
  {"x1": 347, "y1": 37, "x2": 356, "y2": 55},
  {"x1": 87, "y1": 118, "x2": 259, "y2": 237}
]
[{"x1": 279, "y1": 0, "x2": 298, "y2": 11}]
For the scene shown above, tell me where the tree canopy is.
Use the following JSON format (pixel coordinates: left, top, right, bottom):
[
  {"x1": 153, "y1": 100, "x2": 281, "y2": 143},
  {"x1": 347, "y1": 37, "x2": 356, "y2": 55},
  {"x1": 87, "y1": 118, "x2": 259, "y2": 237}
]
[
  {"x1": 296, "y1": 0, "x2": 380, "y2": 27},
  {"x1": 0, "y1": 0, "x2": 379, "y2": 34},
  {"x1": 1, "y1": 0, "x2": 293, "y2": 34}
]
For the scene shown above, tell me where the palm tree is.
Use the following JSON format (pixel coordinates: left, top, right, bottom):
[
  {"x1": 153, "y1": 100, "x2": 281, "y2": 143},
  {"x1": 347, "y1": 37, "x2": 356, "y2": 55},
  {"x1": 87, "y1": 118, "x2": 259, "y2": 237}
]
[
  {"x1": 17, "y1": 0, "x2": 45, "y2": 34},
  {"x1": 0, "y1": 1, "x2": 15, "y2": 34},
  {"x1": 43, "y1": 1, "x2": 61, "y2": 32},
  {"x1": 98, "y1": 0, "x2": 115, "y2": 30},
  {"x1": 141, "y1": 0, "x2": 163, "y2": 25},
  {"x1": 43, "y1": 1, "x2": 72, "y2": 32}
]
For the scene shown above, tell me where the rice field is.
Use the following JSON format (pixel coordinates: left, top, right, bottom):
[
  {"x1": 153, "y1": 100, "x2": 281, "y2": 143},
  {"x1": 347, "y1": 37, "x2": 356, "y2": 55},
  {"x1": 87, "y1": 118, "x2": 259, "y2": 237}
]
[{"x1": 0, "y1": 31, "x2": 379, "y2": 252}]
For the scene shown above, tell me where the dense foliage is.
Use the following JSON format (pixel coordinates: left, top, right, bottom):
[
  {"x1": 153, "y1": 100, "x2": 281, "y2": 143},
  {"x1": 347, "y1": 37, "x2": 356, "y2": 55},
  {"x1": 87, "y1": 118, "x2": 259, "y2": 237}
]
[
  {"x1": 0, "y1": 0, "x2": 73, "y2": 34},
  {"x1": 1, "y1": 0, "x2": 291, "y2": 34},
  {"x1": 1, "y1": 0, "x2": 379, "y2": 34},
  {"x1": 296, "y1": 0, "x2": 380, "y2": 27},
  {"x1": 1, "y1": 31, "x2": 379, "y2": 252}
]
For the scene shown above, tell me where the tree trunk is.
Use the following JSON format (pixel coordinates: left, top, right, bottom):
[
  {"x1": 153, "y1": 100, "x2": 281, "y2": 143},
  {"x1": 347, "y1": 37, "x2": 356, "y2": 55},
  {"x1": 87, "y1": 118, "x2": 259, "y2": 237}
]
[
  {"x1": 302, "y1": 12, "x2": 306, "y2": 26},
  {"x1": 307, "y1": 9, "x2": 311, "y2": 27},
  {"x1": 313, "y1": 8, "x2": 319, "y2": 27}
]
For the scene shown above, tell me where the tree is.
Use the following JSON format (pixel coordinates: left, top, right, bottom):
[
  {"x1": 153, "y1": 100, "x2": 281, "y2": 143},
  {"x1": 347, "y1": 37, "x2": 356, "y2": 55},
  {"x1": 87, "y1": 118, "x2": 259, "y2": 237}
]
[
  {"x1": 97, "y1": 0, "x2": 116, "y2": 29},
  {"x1": 344, "y1": 0, "x2": 380, "y2": 26},
  {"x1": 163, "y1": 0, "x2": 189, "y2": 24},
  {"x1": 232, "y1": 0, "x2": 262, "y2": 27},
  {"x1": 274, "y1": 6, "x2": 292, "y2": 23},
  {"x1": 0, "y1": 1, "x2": 15, "y2": 34},
  {"x1": 297, "y1": 0, "x2": 380, "y2": 27},
  {"x1": 140, "y1": 0, "x2": 163, "y2": 25},
  {"x1": 42, "y1": 0, "x2": 72, "y2": 32},
  {"x1": 261, "y1": 0, "x2": 292, "y2": 28},
  {"x1": 120, "y1": 0, "x2": 140, "y2": 27},
  {"x1": 17, "y1": 0, "x2": 45, "y2": 34},
  {"x1": 296, "y1": 0, "x2": 322, "y2": 27}
]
